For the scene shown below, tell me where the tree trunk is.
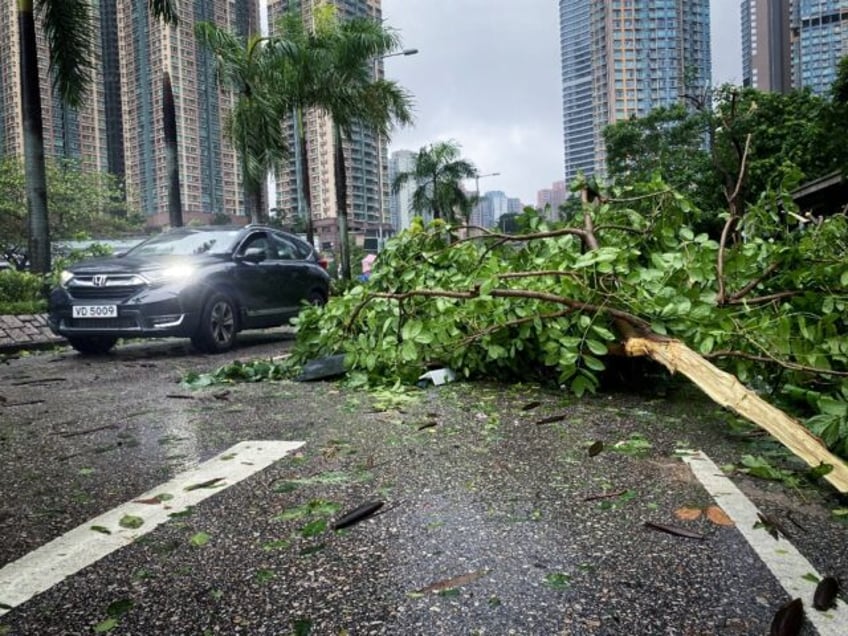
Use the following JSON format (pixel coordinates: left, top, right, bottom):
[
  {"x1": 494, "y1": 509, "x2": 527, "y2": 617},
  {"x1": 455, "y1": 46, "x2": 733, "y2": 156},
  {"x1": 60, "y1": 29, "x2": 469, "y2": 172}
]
[
  {"x1": 625, "y1": 336, "x2": 848, "y2": 493},
  {"x1": 296, "y1": 109, "x2": 314, "y2": 246},
  {"x1": 334, "y1": 124, "x2": 351, "y2": 281},
  {"x1": 19, "y1": 2, "x2": 50, "y2": 274},
  {"x1": 162, "y1": 71, "x2": 183, "y2": 228}
]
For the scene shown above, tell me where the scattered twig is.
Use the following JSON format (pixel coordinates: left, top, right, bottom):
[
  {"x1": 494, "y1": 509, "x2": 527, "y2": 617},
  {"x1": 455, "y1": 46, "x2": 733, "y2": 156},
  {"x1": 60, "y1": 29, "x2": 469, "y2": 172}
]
[
  {"x1": 58, "y1": 424, "x2": 118, "y2": 438},
  {"x1": 583, "y1": 490, "x2": 626, "y2": 502},
  {"x1": 535, "y1": 414, "x2": 567, "y2": 425},
  {"x1": 11, "y1": 377, "x2": 66, "y2": 386},
  {"x1": 332, "y1": 501, "x2": 384, "y2": 530},
  {"x1": 644, "y1": 521, "x2": 705, "y2": 540},
  {"x1": 2, "y1": 399, "x2": 45, "y2": 407},
  {"x1": 166, "y1": 394, "x2": 196, "y2": 400},
  {"x1": 415, "y1": 570, "x2": 488, "y2": 594}
]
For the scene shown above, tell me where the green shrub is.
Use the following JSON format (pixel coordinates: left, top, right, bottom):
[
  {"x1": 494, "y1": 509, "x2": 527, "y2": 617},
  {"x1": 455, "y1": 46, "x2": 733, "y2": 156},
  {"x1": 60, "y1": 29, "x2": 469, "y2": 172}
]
[{"x1": 0, "y1": 269, "x2": 45, "y2": 306}]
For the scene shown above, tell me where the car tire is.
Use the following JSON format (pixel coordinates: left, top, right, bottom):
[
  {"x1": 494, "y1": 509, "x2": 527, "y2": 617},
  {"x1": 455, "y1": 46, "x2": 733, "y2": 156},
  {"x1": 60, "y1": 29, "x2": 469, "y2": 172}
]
[
  {"x1": 67, "y1": 336, "x2": 117, "y2": 355},
  {"x1": 191, "y1": 292, "x2": 237, "y2": 353},
  {"x1": 307, "y1": 290, "x2": 327, "y2": 307}
]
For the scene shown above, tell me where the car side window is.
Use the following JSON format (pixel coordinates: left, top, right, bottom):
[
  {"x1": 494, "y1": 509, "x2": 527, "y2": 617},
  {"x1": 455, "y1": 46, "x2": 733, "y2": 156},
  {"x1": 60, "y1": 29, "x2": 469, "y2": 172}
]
[
  {"x1": 271, "y1": 233, "x2": 309, "y2": 260},
  {"x1": 239, "y1": 233, "x2": 274, "y2": 260}
]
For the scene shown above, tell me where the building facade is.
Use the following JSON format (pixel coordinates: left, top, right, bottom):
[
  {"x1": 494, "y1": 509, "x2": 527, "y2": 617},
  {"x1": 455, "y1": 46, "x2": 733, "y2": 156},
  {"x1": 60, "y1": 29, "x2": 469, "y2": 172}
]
[
  {"x1": 0, "y1": 4, "x2": 110, "y2": 174},
  {"x1": 388, "y1": 149, "x2": 416, "y2": 232},
  {"x1": 741, "y1": 0, "x2": 792, "y2": 91},
  {"x1": 791, "y1": 0, "x2": 848, "y2": 93},
  {"x1": 117, "y1": 0, "x2": 257, "y2": 223},
  {"x1": 741, "y1": 0, "x2": 848, "y2": 94},
  {"x1": 268, "y1": 0, "x2": 387, "y2": 251},
  {"x1": 1, "y1": 2, "x2": 258, "y2": 225},
  {"x1": 559, "y1": 0, "x2": 712, "y2": 184}
]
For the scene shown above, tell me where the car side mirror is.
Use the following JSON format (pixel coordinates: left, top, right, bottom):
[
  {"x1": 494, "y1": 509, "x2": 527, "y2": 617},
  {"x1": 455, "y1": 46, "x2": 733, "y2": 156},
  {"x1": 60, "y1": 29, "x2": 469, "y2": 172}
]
[{"x1": 239, "y1": 247, "x2": 267, "y2": 263}]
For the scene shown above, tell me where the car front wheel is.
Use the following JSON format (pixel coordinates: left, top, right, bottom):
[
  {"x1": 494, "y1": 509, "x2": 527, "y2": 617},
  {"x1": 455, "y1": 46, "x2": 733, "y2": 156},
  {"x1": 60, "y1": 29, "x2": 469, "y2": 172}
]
[
  {"x1": 191, "y1": 292, "x2": 237, "y2": 353},
  {"x1": 67, "y1": 335, "x2": 117, "y2": 355}
]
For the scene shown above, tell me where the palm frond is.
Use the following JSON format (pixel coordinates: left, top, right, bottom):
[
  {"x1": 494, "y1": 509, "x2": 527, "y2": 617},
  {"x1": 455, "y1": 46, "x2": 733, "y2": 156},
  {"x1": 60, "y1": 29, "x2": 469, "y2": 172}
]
[
  {"x1": 148, "y1": 0, "x2": 179, "y2": 26},
  {"x1": 36, "y1": 0, "x2": 93, "y2": 107}
]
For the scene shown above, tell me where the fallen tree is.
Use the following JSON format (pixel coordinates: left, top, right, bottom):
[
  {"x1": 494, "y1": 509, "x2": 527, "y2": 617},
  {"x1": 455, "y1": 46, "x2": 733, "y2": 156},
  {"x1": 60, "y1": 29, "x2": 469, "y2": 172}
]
[{"x1": 291, "y1": 177, "x2": 848, "y2": 492}]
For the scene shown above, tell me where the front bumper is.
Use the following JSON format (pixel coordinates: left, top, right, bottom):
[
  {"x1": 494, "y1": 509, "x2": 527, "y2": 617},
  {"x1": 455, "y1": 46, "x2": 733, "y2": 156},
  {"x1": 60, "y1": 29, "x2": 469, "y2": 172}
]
[{"x1": 47, "y1": 285, "x2": 204, "y2": 339}]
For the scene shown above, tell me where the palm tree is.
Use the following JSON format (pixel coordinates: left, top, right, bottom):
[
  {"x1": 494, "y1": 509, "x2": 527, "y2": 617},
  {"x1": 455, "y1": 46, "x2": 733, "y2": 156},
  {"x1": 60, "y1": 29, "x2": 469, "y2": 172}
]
[
  {"x1": 392, "y1": 140, "x2": 477, "y2": 223},
  {"x1": 318, "y1": 14, "x2": 414, "y2": 280},
  {"x1": 270, "y1": 6, "x2": 413, "y2": 277},
  {"x1": 19, "y1": 0, "x2": 178, "y2": 274},
  {"x1": 194, "y1": 22, "x2": 290, "y2": 224}
]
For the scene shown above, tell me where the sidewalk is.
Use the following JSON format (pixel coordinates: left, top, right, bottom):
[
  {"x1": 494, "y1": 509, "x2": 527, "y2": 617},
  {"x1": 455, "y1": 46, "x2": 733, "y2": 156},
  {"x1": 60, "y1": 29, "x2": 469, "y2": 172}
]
[{"x1": 0, "y1": 314, "x2": 65, "y2": 353}]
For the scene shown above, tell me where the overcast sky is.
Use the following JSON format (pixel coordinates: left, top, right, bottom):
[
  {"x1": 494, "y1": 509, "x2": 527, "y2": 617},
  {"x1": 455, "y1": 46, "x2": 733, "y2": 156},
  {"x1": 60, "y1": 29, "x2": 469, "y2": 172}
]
[{"x1": 381, "y1": 0, "x2": 742, "y2": 204}]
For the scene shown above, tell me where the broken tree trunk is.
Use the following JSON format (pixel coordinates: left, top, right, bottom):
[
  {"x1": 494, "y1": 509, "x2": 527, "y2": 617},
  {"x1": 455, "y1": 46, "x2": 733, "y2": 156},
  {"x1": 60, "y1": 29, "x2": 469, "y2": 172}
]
[{"x1": 625, "y1": 336, "x2": 848, "y2": 493}]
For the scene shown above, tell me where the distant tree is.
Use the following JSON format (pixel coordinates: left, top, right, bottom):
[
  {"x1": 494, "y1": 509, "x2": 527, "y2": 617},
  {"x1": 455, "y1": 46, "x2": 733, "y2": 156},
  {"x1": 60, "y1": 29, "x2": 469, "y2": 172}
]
[
  {"x1": 0, "y1": 156, "x2": 141, "y2": 267},
  {"x1": 392, "y1": 140, "x2": 477, "y2": 222},
  {"x1": 195, "y1": 21, "x2": 289, "y2": 224}
]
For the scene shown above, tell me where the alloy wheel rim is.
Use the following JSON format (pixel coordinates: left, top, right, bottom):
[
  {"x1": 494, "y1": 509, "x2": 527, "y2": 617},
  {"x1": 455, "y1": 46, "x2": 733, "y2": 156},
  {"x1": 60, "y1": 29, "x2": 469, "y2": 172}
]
[{"x1": 210, "y1": 301, "x2": 234, "y2": 344}]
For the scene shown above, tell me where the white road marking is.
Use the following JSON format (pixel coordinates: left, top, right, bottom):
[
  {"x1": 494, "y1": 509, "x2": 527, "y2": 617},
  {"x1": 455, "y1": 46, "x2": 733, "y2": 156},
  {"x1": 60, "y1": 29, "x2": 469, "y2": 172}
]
[
  {"x1": 0, "y1": 440, "x2": 304, "y2": 616},
  {"x1": 681, "y1": 450, "x2": 847, "y2": 635}
]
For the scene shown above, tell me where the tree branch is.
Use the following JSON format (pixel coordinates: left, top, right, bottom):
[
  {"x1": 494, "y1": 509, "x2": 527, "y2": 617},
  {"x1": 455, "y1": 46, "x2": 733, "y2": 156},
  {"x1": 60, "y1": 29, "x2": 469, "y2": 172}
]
[{"x1": 727, "y1": 262, "x2": 781, "y2": 302}]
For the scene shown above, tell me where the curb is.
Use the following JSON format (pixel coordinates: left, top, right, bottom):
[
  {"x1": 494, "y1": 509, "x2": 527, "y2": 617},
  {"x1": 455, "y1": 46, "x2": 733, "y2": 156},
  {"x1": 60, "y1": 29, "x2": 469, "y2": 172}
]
[{"x1": 0, "y1": 314, "x2": 66, "y2": 354}]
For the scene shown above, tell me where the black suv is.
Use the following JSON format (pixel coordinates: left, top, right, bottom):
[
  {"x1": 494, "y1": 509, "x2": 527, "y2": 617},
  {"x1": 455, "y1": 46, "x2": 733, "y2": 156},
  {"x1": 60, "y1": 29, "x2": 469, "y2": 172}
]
[{"x1": 48, "y1": 225, "x2": 330, "y2": 354}]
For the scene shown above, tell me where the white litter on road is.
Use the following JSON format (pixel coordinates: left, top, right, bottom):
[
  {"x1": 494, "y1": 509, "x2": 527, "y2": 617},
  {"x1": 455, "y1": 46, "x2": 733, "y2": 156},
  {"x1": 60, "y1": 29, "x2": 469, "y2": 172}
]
[
  {"x1": 0, "y1": 440, "x2": 304, "y2": 616},
  {"x1": 681, "y1": 449, "x2": 847, "y2": 635}
]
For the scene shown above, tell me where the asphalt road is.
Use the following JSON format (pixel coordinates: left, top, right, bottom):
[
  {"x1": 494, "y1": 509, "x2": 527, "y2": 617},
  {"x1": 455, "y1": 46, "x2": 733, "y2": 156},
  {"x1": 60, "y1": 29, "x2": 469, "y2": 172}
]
[{"x1": 1, "y1": 334, "x2": 846, "y2": 635}]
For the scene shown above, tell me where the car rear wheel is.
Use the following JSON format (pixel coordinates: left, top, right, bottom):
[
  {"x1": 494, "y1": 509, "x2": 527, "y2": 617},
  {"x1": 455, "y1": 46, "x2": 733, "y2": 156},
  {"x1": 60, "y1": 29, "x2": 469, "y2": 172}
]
[
  {"x1": 191, "y1": 292, "x2": 237, "y2": 353},
  {"x1": 67, "y1": 335, "x2": 117, "y2": 355},
  {"x1": 307, "y1": 290, "x2": 327, "y2": 307}
]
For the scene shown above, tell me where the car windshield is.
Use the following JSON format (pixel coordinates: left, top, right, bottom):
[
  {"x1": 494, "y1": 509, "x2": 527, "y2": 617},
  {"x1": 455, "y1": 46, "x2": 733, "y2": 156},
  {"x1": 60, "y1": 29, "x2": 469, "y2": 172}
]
[{"x1": 126, "y1": 229, "x2": 240, "y2": 257}]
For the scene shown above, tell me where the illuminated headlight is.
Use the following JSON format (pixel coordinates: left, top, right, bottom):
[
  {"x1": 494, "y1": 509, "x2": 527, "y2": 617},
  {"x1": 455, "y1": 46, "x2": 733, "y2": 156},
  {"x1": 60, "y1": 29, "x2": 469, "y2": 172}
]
[
  {"x1": 142, "y1": 264, "x2": 196, "y2": 285},
  {"x1": 60, "y1": 270, "x2": 75, "y2": 287}
]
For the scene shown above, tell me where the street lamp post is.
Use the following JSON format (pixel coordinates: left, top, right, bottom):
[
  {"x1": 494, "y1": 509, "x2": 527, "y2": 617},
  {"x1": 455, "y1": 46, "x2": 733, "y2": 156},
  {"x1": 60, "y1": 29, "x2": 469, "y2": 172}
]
[{"x1": 375, "y1": 48, "x2": 417, "y2": 248}]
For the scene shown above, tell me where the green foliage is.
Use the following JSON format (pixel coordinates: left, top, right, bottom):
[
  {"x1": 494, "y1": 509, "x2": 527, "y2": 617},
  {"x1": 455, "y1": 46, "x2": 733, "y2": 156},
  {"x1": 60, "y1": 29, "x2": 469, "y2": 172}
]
[
  {"x1": 0, "y1": 270, "x2": 44, "y2": 305},
  {"x1": 291, "y1": 175, "x2": 848, "y2": 459},
  {"x1": 0, "y1": 156, "x2": 142, "y2": 267}
]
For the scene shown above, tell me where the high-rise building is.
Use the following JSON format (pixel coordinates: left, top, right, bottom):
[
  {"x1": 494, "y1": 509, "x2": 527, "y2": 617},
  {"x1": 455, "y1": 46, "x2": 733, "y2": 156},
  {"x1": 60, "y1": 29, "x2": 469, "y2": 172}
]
[
  {"x1": 1, "y1": 3, "x2": 258, "y2": 225},
  {"x1": 741, "y1": 0, "x2": 848, "y2": 95},
  {"x1": 117, "y1": 0, "x2": 258, "y2": 223},
  {"x1": 537, "y1": 180, "x2": 569, "y2": 215},
  {"x1": 559, "y1": 0, "x2": 712, "y2": 185},
  {"x1": 388, "y1": 149, "x2": 416, "y2": 232},
  {"x1": 791, "y1": 0, "x2": 848, "y2": 94},
  {"x1": 0, "y1": 4, "x2": 110, "y2": 174},
  {"x1": 741, "y1": 0, "x2": 792, "y2": 91},
  {"x1": 268, "y1": 0, "x2": 387, "y2": 251}
]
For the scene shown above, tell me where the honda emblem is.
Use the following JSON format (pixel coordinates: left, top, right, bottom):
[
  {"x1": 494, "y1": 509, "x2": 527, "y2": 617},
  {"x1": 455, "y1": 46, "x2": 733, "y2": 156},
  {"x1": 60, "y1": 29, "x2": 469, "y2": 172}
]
[{"x1": 93, "y1": 275, "x2": 108, "y2": 287}]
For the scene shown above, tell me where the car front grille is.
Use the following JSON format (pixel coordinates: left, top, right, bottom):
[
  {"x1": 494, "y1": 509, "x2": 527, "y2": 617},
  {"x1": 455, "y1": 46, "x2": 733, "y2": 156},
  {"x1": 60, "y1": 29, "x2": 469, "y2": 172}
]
[
  {"x1": 65, "y1": 317, "x2": 140, "y2": 330},
  {"x1": 67, "y1": 274, "x2": 145, "y2": 301},
  {"x1": 68, "y1": 286, "x2": 141, "y2": 301}
]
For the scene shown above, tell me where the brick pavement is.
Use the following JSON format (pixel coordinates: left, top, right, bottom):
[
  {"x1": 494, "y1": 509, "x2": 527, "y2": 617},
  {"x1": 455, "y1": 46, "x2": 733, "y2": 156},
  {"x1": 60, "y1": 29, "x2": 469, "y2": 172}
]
[{"x1": 0, "y1": 315, "x2": 65, "y2": 353}]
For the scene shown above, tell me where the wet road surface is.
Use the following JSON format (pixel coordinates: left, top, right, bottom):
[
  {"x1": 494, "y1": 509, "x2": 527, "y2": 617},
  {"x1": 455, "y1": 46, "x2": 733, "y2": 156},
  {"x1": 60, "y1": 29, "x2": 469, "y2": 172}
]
[{"x1": 1, "y1": 335, "x2": 846, "y2": 634}]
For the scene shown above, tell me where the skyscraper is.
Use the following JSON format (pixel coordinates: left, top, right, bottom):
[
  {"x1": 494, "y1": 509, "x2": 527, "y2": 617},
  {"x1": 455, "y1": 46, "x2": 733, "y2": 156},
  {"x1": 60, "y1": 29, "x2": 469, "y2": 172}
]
[
  {"x1": 1, "y1": 2, "x2": 258, "y2": 224},
  {"x1": 116, "y1": 0, "x2": 258, "y2": 223},
  {"x1": 791, "y1": 0, "x2": 848, "y2": 94},
  {"x1": 559, "y1": 0, "x2": 712, "y2": 185},
  {"x1": 268, "y1": 0, "x2": 387, "y2": 251},
  {"x1": 0, "y1": 4, "x2": 110, "y2": 173},
  {"x1": 388, "y1": 149, "x2": 416, "y2": 232},
  {"x1": 741, "y1": 0, "x2": 792, "y2": 91},
  {"x1": 741, "y1": 0, "x2": 848, "y2": 95}
]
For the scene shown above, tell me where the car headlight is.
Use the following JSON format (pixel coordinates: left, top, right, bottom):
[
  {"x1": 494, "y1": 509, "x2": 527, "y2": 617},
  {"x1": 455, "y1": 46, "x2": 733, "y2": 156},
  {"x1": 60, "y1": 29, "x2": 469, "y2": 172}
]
[
  {"x1": 60, "y1": 270, "x2": 75, "y2": 287},
  {"x1": 143, "y1": 264, "x2": 196, "y2": 285}
]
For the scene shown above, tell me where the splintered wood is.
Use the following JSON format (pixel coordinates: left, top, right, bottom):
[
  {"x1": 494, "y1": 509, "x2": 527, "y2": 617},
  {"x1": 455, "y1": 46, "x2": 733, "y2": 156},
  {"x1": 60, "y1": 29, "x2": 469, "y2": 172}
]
[{"x1": 624, "y1": 337, "x2": 848, "y2": 493}]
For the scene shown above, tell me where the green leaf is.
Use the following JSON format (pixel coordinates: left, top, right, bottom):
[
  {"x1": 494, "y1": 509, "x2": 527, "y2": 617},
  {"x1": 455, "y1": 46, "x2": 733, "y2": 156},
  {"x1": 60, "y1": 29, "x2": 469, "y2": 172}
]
[
  {"x1": 94, "y1": 618, "x2": 118, "y2": 633},
  {"x1": 119, "y1": 515, "x2": 144, "y2": 529},
  {"x1": 190, "y1": 532, "x2": 211, "y2": 547},
  {"x1": 300, "y1": 519, "x2": 328, "y2": 538},
  {"x1": 106, "y1": 599, "x2": 133, "y2": 618}
]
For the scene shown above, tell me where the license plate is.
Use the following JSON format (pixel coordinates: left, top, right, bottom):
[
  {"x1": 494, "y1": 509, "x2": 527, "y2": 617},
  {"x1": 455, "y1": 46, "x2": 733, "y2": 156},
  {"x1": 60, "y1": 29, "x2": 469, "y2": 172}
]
[{"x1": 72, "y1": 305, "x2": 118, "y2": 319}]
